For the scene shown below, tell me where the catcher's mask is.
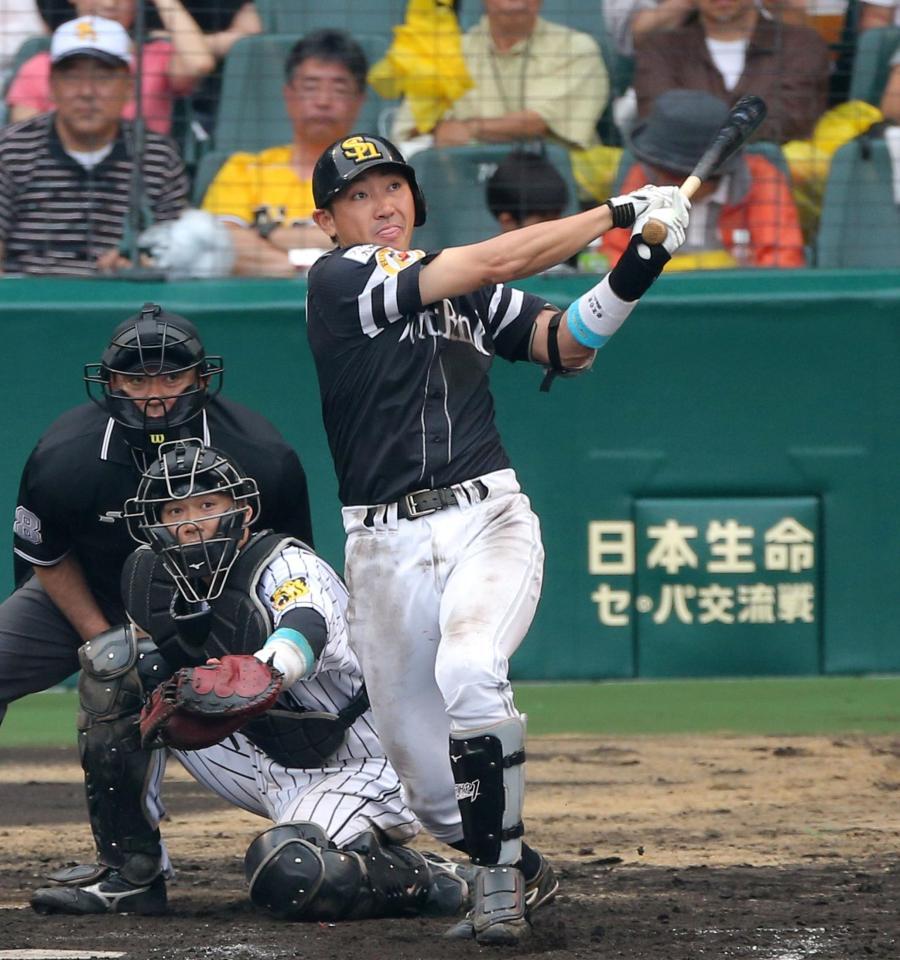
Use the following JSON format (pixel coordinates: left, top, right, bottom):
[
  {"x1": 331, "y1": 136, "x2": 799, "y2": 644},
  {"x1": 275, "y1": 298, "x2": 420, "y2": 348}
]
[
  {"x1": 125, "y1": 439, "x2": 259, "y2": 603},
  {"x1": 312, "y1": 134, "x2": 427, "y2": 226},
  {"x1": 84, "y1": 303, "x2": 224, "y2": 451}
]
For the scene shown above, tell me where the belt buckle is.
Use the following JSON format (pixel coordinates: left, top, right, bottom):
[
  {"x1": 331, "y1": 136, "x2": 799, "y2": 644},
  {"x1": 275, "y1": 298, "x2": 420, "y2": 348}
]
[{"x1": 404, "y1": 489, "x2": 437, "y2": 519}]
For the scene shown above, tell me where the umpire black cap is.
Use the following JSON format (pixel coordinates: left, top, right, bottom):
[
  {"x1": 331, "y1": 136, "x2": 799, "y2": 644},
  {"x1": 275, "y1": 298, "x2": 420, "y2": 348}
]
[{"x1": 312, "y1": 134, "x2": 427, "y2": 226}]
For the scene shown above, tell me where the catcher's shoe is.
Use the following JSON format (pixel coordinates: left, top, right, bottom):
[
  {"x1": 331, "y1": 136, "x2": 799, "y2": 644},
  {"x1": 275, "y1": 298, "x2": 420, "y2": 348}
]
[
  {"x1": 31, "y1": 870, "x2": 167, "y2": 916},
  {"x1": 444, "y1": 853, "x2": 559, "y2": 943},
  {"x1": 420, "y1": 852, "x2": 476, "y2": 917},
  {"x1": 445, "y1": 865, "x2": 528, "y2": 945}
]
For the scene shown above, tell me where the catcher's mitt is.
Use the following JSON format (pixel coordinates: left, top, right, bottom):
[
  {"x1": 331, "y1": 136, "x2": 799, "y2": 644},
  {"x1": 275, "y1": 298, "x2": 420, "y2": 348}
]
[{"x1": 140, "y1": 655, "x2": 283, "y2": 750}]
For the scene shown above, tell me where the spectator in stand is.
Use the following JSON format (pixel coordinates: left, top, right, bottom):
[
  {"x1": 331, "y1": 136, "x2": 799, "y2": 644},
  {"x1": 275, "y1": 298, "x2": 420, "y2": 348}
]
[
  {"x1": 486, "y1": 150, "x2": 580, "y2": 273},
  {"x1": 859, "y1": 0, "x2": 900, "y2": 29},
  {"x1": 201, "y1": 30, "x2": 366, "y2": 277},
  {"x1": 634, "y1": 0, "x2": 830, "y2": 144},
  {"x1": 0, "y1": 16, "x2": 188, "y2": 276},
  {"x1": 486, "y1": 150, "x2": 568, "y2": 231},
  {"x1": 620, "y1": 0, "x2": 808, "y2": 54},
  {"x1": 881, "y1": 47, "x2": 900, "y2": 121},
  {"x1": 7, "y1": 0, "x2": 215, "y2": 135},
  {"x1": 603, "y1": 89, "x2": 805, "y2": 269},
  {"x1": 391, "y1": 0, "x2": 608, "y2": 151},
  {"x1": 0, "y1": 0, "x2": 47, "y2": 88}
]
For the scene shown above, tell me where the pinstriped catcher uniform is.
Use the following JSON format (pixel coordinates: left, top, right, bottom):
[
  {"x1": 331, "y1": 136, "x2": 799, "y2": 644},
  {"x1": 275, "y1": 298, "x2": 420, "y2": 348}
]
[
  {"x1": 176, "y1": 539, "x2": 418, "y2": 848},
  {"x1": 31, "y1": 441, "x2": 472, "y2": 921}
]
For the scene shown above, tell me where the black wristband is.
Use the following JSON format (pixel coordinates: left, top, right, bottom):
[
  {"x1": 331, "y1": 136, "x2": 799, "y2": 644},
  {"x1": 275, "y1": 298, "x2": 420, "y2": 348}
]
[
  {"x1": 605, "y1": 198, "x2": 636, "y2": 229},
  {"x1": 608, "y1": 234, "x2": 671, "y2": 302}
]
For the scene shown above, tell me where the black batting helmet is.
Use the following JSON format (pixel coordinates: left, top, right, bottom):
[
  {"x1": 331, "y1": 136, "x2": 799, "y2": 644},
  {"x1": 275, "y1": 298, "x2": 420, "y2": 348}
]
[
  {"x1": 312, "y1": 134, "x2": 427, "y2": 226},
  {"x1": 124, "y1": 439, "x2": 259, "y2": 603},
  {"x1": 84, "y1": 303, "x2": 224, "y2": 443}
]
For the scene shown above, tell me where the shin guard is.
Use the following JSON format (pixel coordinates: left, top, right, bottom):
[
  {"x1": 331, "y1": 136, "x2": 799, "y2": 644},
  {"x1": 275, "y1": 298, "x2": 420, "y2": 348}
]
[{"x1": 450, "y1": 716, "x2": 526, "y2": 866}]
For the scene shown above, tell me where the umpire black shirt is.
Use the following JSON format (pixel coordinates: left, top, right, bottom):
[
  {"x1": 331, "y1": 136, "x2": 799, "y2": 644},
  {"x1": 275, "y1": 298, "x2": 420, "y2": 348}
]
[
  {"x1": 13, "y1": 399, "x2": 313, "y2": 619},
  {"x1": 306, "y1": 244, "x2": 549, "y2": 506}
]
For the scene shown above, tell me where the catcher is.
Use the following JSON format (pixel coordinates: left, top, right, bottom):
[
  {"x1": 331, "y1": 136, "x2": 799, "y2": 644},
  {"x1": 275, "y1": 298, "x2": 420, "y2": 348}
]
[{"x1": 31, "y1": 440, "x2": 468, "y2": 921}]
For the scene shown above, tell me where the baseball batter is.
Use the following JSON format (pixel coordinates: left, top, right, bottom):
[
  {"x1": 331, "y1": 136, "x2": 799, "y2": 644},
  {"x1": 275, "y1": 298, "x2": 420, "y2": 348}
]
[
  {"x1": 305, "y1": 134, "x2": 690, "y2": 944},
  {"x1": 32, "y1": 440, "x2": 469, "y2": 921},
  {"x1": 2, "y1": 303, "x2": 313, "y2": 727}
]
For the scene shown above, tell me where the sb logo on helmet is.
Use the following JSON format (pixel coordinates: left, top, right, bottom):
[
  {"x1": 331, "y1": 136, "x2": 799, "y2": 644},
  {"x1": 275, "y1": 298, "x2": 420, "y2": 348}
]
[{"x1": 341, "y1": 136, "x2": 383, "y2": 164}]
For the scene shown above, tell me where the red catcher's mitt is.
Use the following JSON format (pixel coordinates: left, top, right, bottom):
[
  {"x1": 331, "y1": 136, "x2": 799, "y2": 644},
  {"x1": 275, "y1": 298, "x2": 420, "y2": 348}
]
[{"x1": 140, "y1": 655, "x2": 283, "y2": 750}]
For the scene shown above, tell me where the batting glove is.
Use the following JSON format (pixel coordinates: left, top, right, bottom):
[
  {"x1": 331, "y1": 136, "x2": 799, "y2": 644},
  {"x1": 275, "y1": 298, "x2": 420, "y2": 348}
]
[
  {"x1": 632, "y1": 192, "x2": 692, "y2": 256},
  {"x1": 605, "y1": 184, "x2": 670, "y2": 229}
]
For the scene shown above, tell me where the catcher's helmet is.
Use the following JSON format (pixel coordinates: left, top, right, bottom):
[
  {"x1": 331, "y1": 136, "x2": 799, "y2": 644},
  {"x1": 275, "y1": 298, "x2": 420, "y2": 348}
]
[
  {"x1": 84, "y1": 303, "x2": 224, "y2": 442},
  {"x1": 312, "y1": 134, "x2": 427, "y2": 226},
  {"x1": 124, "y1": 439, "x2": 260, "y2": 603}
]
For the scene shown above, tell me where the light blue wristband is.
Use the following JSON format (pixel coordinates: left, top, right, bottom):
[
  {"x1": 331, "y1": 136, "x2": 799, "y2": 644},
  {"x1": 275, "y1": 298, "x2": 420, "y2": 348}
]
[
  {"x1": 265, "y1": 626, "x2": 315, "y2": 668},
  {"x1": 566, "y1": 297, "x2": 609, "y2": 349}
]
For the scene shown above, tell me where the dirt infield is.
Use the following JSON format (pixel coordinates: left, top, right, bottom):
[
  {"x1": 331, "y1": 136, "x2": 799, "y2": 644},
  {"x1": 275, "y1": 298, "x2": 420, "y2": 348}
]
[{"x1": 1, "y1": 734, "x2": 898, "y2": 959}]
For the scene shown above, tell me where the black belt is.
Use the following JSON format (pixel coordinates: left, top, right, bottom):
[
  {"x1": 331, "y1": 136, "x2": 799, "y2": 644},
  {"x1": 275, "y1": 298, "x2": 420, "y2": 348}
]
[{"x1": 363, "y1": 480, "x2": 489, "y2": 526}]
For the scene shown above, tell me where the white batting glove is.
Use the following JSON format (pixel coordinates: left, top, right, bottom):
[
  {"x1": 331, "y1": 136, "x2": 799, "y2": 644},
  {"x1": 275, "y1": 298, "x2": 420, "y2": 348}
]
[
  {"x1": 606, "y1": 184, "x2": 669, "y2": 229},
  {"x1": 632, "y1": 191, "x2": 692, "y2": 255}
]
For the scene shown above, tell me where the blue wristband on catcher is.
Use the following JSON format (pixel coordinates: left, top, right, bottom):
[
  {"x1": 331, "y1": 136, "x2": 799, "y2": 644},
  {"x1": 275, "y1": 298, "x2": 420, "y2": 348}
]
[{"x1": 264, "y1": 627, "x2": 315, "y2": 667}]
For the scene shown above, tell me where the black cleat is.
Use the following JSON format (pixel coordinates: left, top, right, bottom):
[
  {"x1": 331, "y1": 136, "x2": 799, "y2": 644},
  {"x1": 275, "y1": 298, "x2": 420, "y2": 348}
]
[{"x1": 31, "y1": 869, "x2": 167, "y2": 916}]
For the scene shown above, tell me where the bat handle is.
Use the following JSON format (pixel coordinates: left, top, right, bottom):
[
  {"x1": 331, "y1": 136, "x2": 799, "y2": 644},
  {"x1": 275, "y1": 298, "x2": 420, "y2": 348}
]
[{"x1": 640, "y1": 175, "x2": 701, "y2": 246}]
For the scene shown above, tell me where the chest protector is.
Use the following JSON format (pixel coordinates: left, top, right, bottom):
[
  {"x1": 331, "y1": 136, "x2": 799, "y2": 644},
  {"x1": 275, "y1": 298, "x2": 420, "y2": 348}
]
[{"x1": 123, "y1": 532, "x2": 368, "y2": 767}]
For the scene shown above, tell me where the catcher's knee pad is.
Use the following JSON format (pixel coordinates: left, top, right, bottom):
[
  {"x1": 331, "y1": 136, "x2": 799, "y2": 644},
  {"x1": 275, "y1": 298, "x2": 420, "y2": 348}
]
[
  {"x1": 245, "y1": 822, "x2": 365, "y2": 921},
  {"x1": 77, "y1": 627, "x2": 165, "y2": 883},
  {"x1": 450, "y1": 716, "x2": 526, "y2": 866}
]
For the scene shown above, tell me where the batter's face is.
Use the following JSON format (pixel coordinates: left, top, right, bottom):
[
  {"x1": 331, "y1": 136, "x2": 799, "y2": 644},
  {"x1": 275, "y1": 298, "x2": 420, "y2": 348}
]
[
  {"x1": 160, "y1": 492, "x2": 237, "y2": 546},
  {"x1": 109, "y1": 369, "x2": 200, "y2": 418},
  {"x1": 315, "y1": 169, "x2": 416, "y2": 249}
]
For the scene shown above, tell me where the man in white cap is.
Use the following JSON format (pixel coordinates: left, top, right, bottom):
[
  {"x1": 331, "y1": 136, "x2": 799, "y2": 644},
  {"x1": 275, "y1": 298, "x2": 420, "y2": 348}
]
[{"x1": 0, "y1": 15, "x2": 188, "y2": 276}]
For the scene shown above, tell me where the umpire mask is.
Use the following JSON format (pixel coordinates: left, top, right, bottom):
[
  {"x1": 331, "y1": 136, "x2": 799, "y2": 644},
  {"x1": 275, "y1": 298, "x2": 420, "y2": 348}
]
[
  {"x1": 84, "y1": 303, "x2": 224, "y2": 455},
  {"x1": 124, "y1": 439, "x2": 259, "y2": 603}
]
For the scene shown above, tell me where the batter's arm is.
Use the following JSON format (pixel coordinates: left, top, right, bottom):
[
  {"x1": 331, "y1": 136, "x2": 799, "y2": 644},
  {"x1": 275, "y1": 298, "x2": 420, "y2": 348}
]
[
  {"x1": 34, "y1": 555, "x2": 111, "y2": 643},
  {"x1": 530, "y1": 307, "x2": 596, "y2": 370},
  {"x1": 419, "y1": 204, "x2": 615, "y2": 304}
]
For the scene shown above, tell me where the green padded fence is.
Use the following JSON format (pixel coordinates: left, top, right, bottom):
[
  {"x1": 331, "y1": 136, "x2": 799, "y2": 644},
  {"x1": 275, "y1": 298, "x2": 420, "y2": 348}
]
[{"x1": 0, "y1": 268, "x2": 897, "y2": 680}]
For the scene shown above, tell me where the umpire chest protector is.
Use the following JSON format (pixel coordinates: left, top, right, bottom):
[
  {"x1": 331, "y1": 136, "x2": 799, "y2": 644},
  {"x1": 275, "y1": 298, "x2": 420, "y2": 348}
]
[{"x1": 124, "y1": 533, "x2": 365, "y2": 767}]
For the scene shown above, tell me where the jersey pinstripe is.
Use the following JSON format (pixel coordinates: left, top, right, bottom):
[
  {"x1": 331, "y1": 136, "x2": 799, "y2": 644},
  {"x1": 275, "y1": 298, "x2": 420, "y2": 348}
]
[
  {"x1": 171, "y1": 540, "x2": 420, "y2": 846},
  {"x1": 307, "y1": 243, "x2": 550, "y2": 505},
  {"x1": 254, "y1": 542, "x2": 381, "y2": 764}
]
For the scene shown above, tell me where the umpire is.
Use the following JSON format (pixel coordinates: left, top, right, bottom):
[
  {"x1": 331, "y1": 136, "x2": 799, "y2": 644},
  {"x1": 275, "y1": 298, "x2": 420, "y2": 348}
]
[{"x1": 0, "y1": 302, "x2": 313, "y2": 726}]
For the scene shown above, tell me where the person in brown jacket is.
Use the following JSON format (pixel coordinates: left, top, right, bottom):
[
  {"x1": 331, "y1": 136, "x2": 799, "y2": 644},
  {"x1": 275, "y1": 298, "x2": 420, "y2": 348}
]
[{"x1": 633, "y1": 0, "x2": 830, "y2": 144}]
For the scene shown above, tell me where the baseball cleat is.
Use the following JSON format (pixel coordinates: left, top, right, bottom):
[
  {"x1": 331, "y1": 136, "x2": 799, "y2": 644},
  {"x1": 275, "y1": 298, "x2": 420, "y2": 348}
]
[
  {"x1": 444, "y1": 864, "x2": 529, "y2": 944},
  {"x1": 524, "y1": 853, "x2": 559, "y2": 913},
  {"x1": 444, "y1": 853, "x2": 558, "y2": 942},
  {"x1": 31, "y1": 869, "x2": 167, "y2": 916},
  {"x1": 420, "y1": 852, "x2": 476, "y2": 917}
]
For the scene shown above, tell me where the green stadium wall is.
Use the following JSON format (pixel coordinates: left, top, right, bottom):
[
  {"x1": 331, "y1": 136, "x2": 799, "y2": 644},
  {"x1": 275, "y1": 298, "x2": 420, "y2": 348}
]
[{"x1": 0, "y1": 269, "x2": 896, "y2": 680}]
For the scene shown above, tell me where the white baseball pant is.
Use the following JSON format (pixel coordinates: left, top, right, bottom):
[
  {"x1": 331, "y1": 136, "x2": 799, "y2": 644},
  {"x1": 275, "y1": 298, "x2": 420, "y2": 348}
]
[{"x1": 341, "y1": 468, "x2": 544, "y2": 845}]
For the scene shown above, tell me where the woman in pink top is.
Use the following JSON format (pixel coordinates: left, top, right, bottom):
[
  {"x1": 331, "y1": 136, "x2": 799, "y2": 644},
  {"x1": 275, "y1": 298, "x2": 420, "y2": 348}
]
[{"x1": 7, "y1": 0, "x2": 215, "y2": 135}]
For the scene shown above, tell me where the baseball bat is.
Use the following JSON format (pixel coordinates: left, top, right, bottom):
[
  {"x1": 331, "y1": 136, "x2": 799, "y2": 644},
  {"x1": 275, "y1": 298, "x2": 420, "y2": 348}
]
[{"x1": 641, "y1": 95, "x2": 768, "y2": 245}]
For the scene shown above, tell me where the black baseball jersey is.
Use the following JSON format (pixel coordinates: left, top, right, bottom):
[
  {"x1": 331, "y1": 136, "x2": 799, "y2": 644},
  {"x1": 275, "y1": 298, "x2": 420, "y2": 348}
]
[
  {"x1": 306, "y1": 244, "x2": 548, "y2": 506},
  {"x1": 13, "y1": 399, "x2": 313, "y2": 619}
]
